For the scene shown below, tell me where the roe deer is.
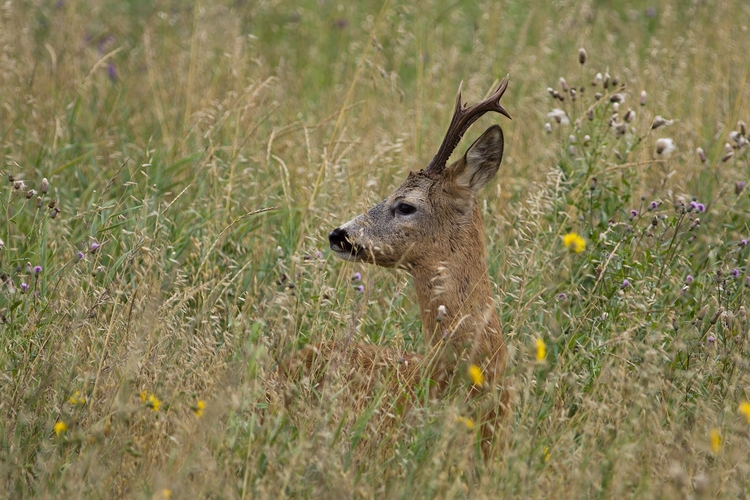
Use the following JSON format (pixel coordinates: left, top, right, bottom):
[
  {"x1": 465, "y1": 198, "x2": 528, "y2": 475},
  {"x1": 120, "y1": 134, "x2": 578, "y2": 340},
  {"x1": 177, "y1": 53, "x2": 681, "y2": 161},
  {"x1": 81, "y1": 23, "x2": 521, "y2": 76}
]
[{"x1": 295, "y1": 77, "x2": 511, "y2": 453}]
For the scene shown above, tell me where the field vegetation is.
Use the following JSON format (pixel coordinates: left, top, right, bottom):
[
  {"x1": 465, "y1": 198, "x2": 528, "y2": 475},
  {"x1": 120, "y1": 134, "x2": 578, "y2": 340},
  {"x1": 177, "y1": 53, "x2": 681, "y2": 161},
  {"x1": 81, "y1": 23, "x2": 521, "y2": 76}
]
[{"x1": 1, "y1": 0, "x2": 750, "y2": 497}]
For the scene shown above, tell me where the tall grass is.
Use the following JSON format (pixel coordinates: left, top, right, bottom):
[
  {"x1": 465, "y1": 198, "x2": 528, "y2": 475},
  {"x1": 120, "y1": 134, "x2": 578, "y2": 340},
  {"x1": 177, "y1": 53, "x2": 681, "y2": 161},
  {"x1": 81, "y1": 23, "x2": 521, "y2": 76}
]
[{"x1": 1, "y1": 0, "x2": 749, "y2": 497}]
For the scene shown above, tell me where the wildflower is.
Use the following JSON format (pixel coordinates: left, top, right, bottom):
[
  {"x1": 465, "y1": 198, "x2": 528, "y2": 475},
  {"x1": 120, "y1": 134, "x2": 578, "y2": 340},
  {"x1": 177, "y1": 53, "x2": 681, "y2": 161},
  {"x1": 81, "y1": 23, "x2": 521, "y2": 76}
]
[
  {"x1": 651, "y1": 116, "x2": 673, "y2": 129},
  {"x1": 732, "y1": 268, "x2": 740, "y2": 278},
  {"x1": 583, "y1": 135, "x2": 591, "y2": 145},
  {"x1": 624, "y1": 109, "x2": 635, "y2": 122},
  {"x1": 141, "y1": 391, "x2": 161, "y2": 412},
  {"x1": 355, "y1": 285, "x2": 364, "y2": 293},
  {"x1": 709, "y1": 428, "x2": 721, "y2": 453},
  {"x1": 739, "y1": 402, "x2": 750, "y2": 423},
  {"x1": 456, "y1": 416, "x2": 474, "y2": 430},
  {"x1": 547, "y1": 108, "x2": 569, "y2": 125},
  {"x1": 557, "y1": 292, "x2": 568, "y2": 302},
  {"x1": 543, "y1": 446, "x2": 550, "y2": 462},
  {"x1": 609, "y1": 93, "x2": 625, "y2": 103},
  {"x1": 436, "y1": 305, "x2": 447, "y2": 322},
  {"x1": 68, "y1": 390, "x2": 86, "y2": 405},
  {"x1": 544, "y1": 122, "x2": 552, "y2": 134},
  {"x1": 107, "y1": 62, "x2": 117, "y2": 82},
  {"x1": 649, "y1": 201, "x2": 659, "y2": 210},
  {"x1": 562, "y1": 232, "x2": 586, "y2": 253},
  {"x1": 20, "y1": 282, "x2": 29, "y2": 293},
  {"x1": 54, "y1": 421, "x2": 68, "y2": 436},
  {"x1": 33, "y1": 265, "x2": 42, "y2": 276},
  {"x1": 559, "y1": 77, "x2": 568, "y2": 92},
  {"x1": 352, "y1": 272, "x2": 361, "y2": 281},
  {"x1": 741, "y1": 239, "x2": 748, "y2": 247},
  {"x1": 621, "y1": 279, "x2": 630, "y2": 288},
  {"x1": 41, "y1": 178, "x2": 49, "y2": 193},
  {"x1": 158, "y1": 489, "x2": 172, "y2": 500},
  {"x1": 13, "y1": 180, "x2": 25, "y2": 190},
  {"x1": 737, "y1": 182, "x2": 746, "y2": 195},
  {"x1": 578, "y1": 48, "x2": 587, "y2": 65},
  {"x1": 656, "y1": 138, "x2": 675, "y2": 155},
  {"x1": 193, "y1": 400, "x2": 206, "y2": 417},
  {"x1": 707, "y1": 336, "x2": 715, "y2": 345},
  {"x1": 695, "y1": 147, "x2": 707, "y2": 163},
  {"x1": 686, "y1": 275, "x2": 694, "y2": 284},
  {"x1": 468, "y1": 364, "x2": 484, "y2": 386},
  {"x1": 640, "y1": 91, "x2": 647, "y2": 106},
  {"x1": 629, "y1": 209, "x2": 638, "y2": 219},
  {"x1": 314, "y1": 250, "x2": 323, "y2": 259},
  {"x1": 722, "y1": 151, "x2": 734, "y2": 162},
  {"x1": 603, "y1": 72, "x2": 610, "y2": 89},
  {"x1": 76, "y1": 251, "x2": 85, "y2": 261},
  {"x1": 696, "y1": 203, "x2": 705, "y2": 213},
  {"x1": 536, "y1": 338, "x2": 546, "y2": 361}
]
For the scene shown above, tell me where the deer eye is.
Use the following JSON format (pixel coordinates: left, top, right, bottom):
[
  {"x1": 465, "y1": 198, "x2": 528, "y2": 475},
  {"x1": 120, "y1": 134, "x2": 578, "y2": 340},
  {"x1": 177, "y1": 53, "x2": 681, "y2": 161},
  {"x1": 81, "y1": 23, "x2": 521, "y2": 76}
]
[{"x1": 395, "y1": 202, "x2": 417, "y2": 216}]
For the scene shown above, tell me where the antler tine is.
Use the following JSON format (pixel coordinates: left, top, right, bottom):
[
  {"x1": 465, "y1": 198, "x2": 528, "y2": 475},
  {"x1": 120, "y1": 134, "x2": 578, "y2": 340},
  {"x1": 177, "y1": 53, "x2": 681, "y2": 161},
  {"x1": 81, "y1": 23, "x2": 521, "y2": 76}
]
[{"x1": 425, "y1": 75, "x2": 511, "y2": 175}]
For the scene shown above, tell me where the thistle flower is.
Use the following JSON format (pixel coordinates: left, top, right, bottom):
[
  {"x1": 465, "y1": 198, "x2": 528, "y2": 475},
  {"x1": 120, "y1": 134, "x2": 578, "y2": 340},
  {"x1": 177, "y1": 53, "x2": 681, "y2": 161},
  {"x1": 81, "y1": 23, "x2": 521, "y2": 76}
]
[
  {"x1": 20, "y1": 282, "x2": 29, "y2": 293},
  {"x1": 547, "y1": 108, "x2": 569, "y2": 125},
  {"x1": 649, "y1": 201, "x2": 659, "y2": 210},
  {"x1": 559, "y1": 77, "x2": 568, "y2": 92},
  {"x1": 355, "y1": 285, "x2": 364, "y2": 293},
  {"x1": 33, "y1": 265, "x2": 42, "y2": 276},
  {"x1": 722, "y1": 150, "x2": 734, "y2": 162},
  {"x1": 609, "y1": 93, "x2": 625, "y2": 103},
  {"x1": 624, "y1": 109, "x2": 635, "y2": 122},
  {"x1": 736, "y1": 182, "x2": 746, "y2": 195},
  {"x1": 656, "y1": 138, "x2": 675, "y2": 155},
  {"x1": 76, "y1": 251, "x2": 85, "y2": 261},
  {"x1": 578, "y1": 47, "x2": 587, "y2": 65},
  {"x1": 621, "y1": 279, "x2": 630, "y2": 288},
  {"x1": 544, "y1": 122, "x2": 552, "y2": 134},
  {"x1": 640, "y1": 90, "x2": 647, "y2": 106},
  {"x1": 436, "y1": 304, "x2": 447, "y2": 322},
  {"x1": 535, "y1": 338, "x2": 546, "y2": 361},
  {"x1": 740, "y1": 402, "x2": 750, "y2": 423},
  {"x1": 740, "y1": 239, "x2": 748, "y2": 247},
  {"x1": 629, "y1": 209, "x2": 638, "y2": 219},
  {"x1": 90, "y1": 242, "x2": 101, "y2": 253},
  {"x1": 709, "y1": 428, "x2": 721, "y2": 454},
  {"x1": 686, "y1": 275, "x2": 694, "y2": 284},
  {"x1": 41, "y1": 177, "x2": 49, "y2": 193},
  {"x1": 562, "y1": 232, "x2": 586, "y2": 253},
  {"x1": 557, "y1": 292, "x2": 568, "y2": 301},
  {"x1": 54, "y1": 421, "x2": 68, "y2": 437},
  {"x1": 651, "y1": 116, "x2": 673, "y2": 129},
  {"x1": 352, "y1": 272, "x2": 361, "y2": 281},
  {"x1": 732, "y1": 268, "x2": 740, "y2": 278},
  {"x1": 603, "y1": 72, "x2": 610, "y2": 89},
  {"x1": 468, "y1": 364, "x2": 484, "y2": 386},
  {"x1": 592, "y1": 73, "x2": 602, "y2": 86},
  {"x1": 696, "y1": 147, "x2": 706, "y2": 163}
]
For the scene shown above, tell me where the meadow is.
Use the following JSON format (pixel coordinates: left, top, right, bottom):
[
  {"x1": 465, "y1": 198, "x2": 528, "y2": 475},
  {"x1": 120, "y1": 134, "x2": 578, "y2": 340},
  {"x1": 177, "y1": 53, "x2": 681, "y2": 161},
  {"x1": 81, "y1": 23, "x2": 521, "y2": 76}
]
[{"x1": 1, "y1": 0, "x2": 750, "y2": 497}]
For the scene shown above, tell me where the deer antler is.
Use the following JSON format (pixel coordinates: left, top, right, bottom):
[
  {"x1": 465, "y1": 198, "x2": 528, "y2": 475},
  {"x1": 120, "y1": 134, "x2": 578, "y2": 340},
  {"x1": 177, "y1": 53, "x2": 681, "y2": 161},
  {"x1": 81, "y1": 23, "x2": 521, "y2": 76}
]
[{"x1": 425, "y1": 76, "x2": 512, "y2": 175}]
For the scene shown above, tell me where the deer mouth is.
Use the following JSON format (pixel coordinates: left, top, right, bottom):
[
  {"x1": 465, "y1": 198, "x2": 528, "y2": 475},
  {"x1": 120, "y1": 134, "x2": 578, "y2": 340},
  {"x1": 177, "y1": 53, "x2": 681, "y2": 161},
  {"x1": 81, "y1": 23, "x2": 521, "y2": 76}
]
[{"x1": 328, "y1": 227, "x2": 364, "y2": 261}]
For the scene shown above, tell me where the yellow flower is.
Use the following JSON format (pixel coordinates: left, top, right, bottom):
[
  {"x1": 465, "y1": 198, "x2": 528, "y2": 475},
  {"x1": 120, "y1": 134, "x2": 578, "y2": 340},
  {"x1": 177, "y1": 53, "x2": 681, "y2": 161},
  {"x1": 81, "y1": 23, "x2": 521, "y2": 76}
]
[
  {"x1": 151, "y1": 489, "x2": 172, "y2": 500},
  {"x1": 455, "y1": 416, "x2": 474, "y2": 430},
  {"x1": 468, "y1": 364, "x2": 484, "y2": 386},
  {"x1": 140, "y1": 390, "x2": 149, "y2": 403},
  {"x1": 543, "y1": 446, "x2": 550, "y2": 462},
  {"x1": 709, "y1": 428, "x2": 721, "y2": 453},
  {"x1": 148, "y1": 394, "x2": 161, "y2": 412},
  {"x1": 536, "y1": 338, "x2": 547, "y2": 362},
  {"x1": 68, "y1": 390, "x2": 86, "y2": 406},
  {"x1": 193, "y1": 400, "x2": 206, "y2": 417},
  {"x1": 54, "y1": 421, "x2": 68, "y2": 436},
  {"x1": 739, "y1": 402, "x2": 750, "y2": 423},
  {"x1": 562, "y1": 232, "x2": 586, "y2": 253}
]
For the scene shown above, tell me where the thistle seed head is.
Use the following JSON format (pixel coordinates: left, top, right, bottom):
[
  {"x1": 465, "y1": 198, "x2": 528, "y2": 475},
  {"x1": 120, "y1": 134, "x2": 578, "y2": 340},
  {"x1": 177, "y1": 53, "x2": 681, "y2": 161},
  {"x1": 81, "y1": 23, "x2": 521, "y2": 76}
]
[{"x1": 578, "y1": 48, "x2": 587, "y2": 65}]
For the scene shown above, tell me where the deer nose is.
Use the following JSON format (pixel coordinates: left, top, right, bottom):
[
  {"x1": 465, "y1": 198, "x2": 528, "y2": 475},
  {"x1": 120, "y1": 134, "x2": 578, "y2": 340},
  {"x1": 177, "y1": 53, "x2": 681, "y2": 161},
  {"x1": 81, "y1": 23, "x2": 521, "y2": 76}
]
[{"x1": 329, "y1": 227, "x2": 352, "y2": 252}]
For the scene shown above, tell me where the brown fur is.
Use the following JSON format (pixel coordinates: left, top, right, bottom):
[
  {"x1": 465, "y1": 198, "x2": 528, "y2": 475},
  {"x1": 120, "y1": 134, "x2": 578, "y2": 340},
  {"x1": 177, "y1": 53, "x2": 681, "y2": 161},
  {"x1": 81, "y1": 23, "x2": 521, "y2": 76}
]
[{"x1": 309, "y1": 123, "x2": 509, "y2": 454}]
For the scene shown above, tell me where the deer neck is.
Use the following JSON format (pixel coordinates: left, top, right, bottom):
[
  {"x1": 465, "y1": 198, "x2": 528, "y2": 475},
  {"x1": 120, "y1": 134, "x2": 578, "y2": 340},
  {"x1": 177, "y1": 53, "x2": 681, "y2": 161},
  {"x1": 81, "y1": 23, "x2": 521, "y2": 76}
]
[{"x1": 412, "y1": 204, "x2": 502, "y2": 361}]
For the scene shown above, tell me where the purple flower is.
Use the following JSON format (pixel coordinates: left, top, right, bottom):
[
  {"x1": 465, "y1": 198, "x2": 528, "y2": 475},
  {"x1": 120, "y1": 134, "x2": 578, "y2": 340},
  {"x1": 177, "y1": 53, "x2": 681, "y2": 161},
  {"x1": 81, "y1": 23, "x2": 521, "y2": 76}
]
[
  {"x1": 20, "y1": 282, "x2": 29, "y2": 293},
  {"x1": 90, "y1": 242, "x2": 100, "y2": 253},
  {"x1": 736, "y1": 181, "x2": 746, "y2": 195},
  {"x1": 33, "y1": 265, "x2": 42, "y2": 276},
  {"x1": 76, "y1": 251, "x2": 85, "y2": 262},
  {"x1": 649, "y1": 201, "x2": 659, "y2": 211},
  {"x1": 732, "y1": 268, "x2": 740, "y2": 278},
  {"x1": 621, "y1": 279, "x2": 630, "y2": 288},
  {"x1": 629, "y1": 209, "x2": 638, "y2": 219},
  {"x1": 355, "y1": 285, "x2": 364, "y2": 293},
  {"x1": 741, "y1": 239, "x2": 748, "y2": 247},
  {"x1": 746, "y1": 276, "x2": 750, "y2": 286},
  {"x1": 686, "y1": 275, "x2": 694, "y2": 284},
  {"x1": 696, "y1": 203, "x2": 705, "y2": 213},
  {"x1": 557, "y1": 292, "x2": 568, "y2": 301},
  {"x1": 707, "y1": 335, "x2": 715, "y2": 344},
  {"x1": 689, "y1": 201, "x2": 698, "y2": 211},
  {"x1": 107, "y1": 62, "x2": 117, "y2": 82},
  {"x1": 352, "y1": 272, "x2": 362, "y2": 281},
  {"x1": 314, "y1": 250, "x2": 323, "y2": 259}
]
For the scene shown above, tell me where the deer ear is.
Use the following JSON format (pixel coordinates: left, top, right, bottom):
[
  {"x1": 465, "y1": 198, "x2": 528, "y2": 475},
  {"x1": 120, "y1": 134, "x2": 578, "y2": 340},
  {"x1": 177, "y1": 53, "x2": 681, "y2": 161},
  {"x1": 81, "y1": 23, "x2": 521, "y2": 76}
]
[{"x1": 452, "y1": 125, "x2": 504, "y2": 193}]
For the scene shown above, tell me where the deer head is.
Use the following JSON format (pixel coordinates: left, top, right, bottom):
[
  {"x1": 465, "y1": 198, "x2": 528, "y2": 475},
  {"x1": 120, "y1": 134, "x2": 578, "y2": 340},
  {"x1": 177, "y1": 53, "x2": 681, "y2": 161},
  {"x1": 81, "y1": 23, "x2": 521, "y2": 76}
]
[{"x1": 329, "y1": 77, "x2": 511, "y2": 355}]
